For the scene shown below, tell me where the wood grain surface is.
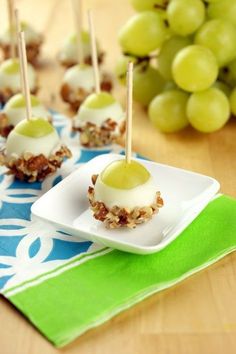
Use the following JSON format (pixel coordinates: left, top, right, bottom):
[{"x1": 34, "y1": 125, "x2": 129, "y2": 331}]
[{"x1": 0, "y1": 1, "x2": 236, "y2": 353}]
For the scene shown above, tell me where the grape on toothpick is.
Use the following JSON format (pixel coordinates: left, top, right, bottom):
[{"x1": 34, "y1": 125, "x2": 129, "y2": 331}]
[
  {"x1": 88, "y1": 62, "x2": 164, "y2": 228},
  {"x1": 0, "y1": 93, "x2": 52, "y2": 138},
  {"x1": 58, "y1": 31, "x2": 104, "y2": 68},
  {"x1": 58, "y1": 0, "x2": 104, "y2": 68},
  {"x1": 0, "y1": 0, "x2": 42, "y2": 65},
  {"x1": 73, "y1": 10, "x2": 125, "y2": 148},
  {"x1": 60, "y1": 1, "x2": 112, "y2": 111},
  {"x1": 0, "y1": 3, "x2": 37, "y2": 104}
]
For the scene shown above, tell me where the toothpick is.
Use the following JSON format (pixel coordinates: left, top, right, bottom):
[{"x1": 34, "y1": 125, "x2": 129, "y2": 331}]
[
  {"x1": 125, "y1": 62, "x2": 133, "y2": 164},
  {"x1": 88, "y1": 10, "x2": 100, "y2": 94},
  {"x1": 19, "y1": 31, "x2": 32, "y2": 121},
  {"x1": 14, "y1": 8, "x2": 24, "y2": 96},
  {"x1": 71, "y1": 0, "x2": 84, "y2": 65},
  {"x1": 7, "y1": 0, "x2": 16, "y2": 58}
]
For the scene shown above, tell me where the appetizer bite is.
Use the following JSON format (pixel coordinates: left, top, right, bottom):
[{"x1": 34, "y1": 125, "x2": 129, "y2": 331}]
[
  {"x1": 88, "y1": 159, "x2": 163, "y2": 229},
  {"x1": 88, "y1": 62, "x2": 164, "y2": 228},
  {"x1": 73, "y1": 91, "x2": 125, "y2": 147},
  {"x1": 1, "y1": 117, "x2": 71, "y2": 182},
  {"x1": 0, "y1": 21, "x2": 43, "y2": 66},
  {"x1": 0, "y1": 31, "x2": 71, "y2": 182},
  {"x1": 60, "y1": 2, "x2": 112, "y2": 111},
  {"x1": 72, "y1": 11, "x2": 120, "y2": 146},
  {"x1": 60, "y1": 63, "x2": 111, "y2": 111},
  {"x1": 0, "y1": 8, "x2": 38, "y2": 104},
  {"x1": 58, "y1": 31, "x2": 103, "y2": 68},
  {"x1": 0, "y1": 58, "x2": 37, "y2": 104},
  {"x1": 0, "y1": 93, "x2": 51, "y2": 137}
]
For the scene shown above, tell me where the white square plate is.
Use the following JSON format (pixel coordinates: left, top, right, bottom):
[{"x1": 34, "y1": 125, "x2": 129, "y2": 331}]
[{"x1": 31, "y1": 154, "x2": 220, "y2": 254}]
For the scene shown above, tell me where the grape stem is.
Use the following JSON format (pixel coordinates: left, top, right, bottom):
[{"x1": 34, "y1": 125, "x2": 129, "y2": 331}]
[
  {"x1": 118, "y1": 53, "x2": 152, "y2": 81},
  {"x1": 154, "y1": 1, "x2": 169, "y2": 11},
  {"x1": 123, "y1": 52, "x2": 156, "y2": 64}
]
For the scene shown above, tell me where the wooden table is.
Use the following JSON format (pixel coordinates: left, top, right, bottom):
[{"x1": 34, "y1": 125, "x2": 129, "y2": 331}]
[{"x1": 0, "y1": 1, "x2": 236, "y2": 353}]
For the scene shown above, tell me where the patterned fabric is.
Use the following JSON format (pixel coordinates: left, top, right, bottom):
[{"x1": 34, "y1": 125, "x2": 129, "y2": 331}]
[{"x1": 0, "y1": 111, "x2": 126, "y2": 291}]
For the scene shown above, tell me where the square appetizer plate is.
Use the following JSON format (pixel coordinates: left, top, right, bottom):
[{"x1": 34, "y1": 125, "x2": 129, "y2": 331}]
[{"x1": 31, "y1": 154, "x2": 220, "y2": 254}]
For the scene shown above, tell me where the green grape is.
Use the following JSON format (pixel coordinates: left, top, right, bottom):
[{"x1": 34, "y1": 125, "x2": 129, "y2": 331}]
[
  {"x1": 187, "y1": 88, "x2": 230, "y2": 133},
  {"x1": 172, "y1": 45, "x2": 218, "y2": 92},
  {"x1": 118, "y1": 11, "x2": 168, "y2": 57},
  {"x1": 15, "y1": 118, "x2": 55, "y2": 138},
  {"x1": 115, "y1": 55, "x2": 137, "y2": 85},
  {"x1": 158, "y1": 36, "x2": 191, "y2": 80},
  {"x1": 1, "y1": 58, "x2": 20, "y2": 74},
  {"x1": 167, "y1": 0, "x2": 205, "y2": 36},
  {"x1": 133, "y1": 64, "x2": 166, "y2": 106},
  {"x1": 213, "y1": 81, "x2": 231, "y2": 96},
  {"x1": 148, "y1": 90, "x2": 189, "y2": 133},
  {"x1": 69, "y1": 30, "x2": 90, "y2": 44},
  {"x1": 229, "y1": 88, "x2": 236, "y2": 115},
  {"x1": 207, "y1": 0, "x2": 236, "y2": 27},
  {"x1": 7, "y1": 93, "x2": 40, "y2": 108},
  {"x1": 84, "y1": 92, "x2": 116, "y2": 109},
  {"x1": 101, "y1": 160, "x2": 150, "y2": 189},
  {"x1": 195, "y1": 20, "x2": 236, "y2": 67}
]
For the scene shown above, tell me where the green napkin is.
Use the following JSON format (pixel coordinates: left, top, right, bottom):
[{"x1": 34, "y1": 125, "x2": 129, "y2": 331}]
[{"x1": 3, "y1": 195, "x2": 236, "y2": 347}]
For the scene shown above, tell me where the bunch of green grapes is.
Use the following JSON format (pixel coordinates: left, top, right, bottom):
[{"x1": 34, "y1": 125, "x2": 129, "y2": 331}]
[{"x1": 116, "y1": 0, "x2": 236, "y2": 133}]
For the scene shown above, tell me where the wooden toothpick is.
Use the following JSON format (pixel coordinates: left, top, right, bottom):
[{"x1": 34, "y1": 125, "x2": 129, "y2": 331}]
[
  {"x1": 125, "y1": 62, "x2": 133, "y2": 164},
  {"x1": 7, "y1": 0, "x2": 16, "y2": 58},
  {"x1": 88, "y1": 9, "x2": 100, "y2": 94},
  {"x1": 14, "y1": 8, "x2": 24, "y2": 96},
  {"x1": 72, "y1": 0, "x2": 84, "y2": 65},
  {"x1": 19, "y1": 31, "x2": 32, "y2": 121}
]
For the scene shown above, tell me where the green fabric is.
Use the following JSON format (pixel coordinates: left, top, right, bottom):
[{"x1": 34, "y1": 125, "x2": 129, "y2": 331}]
[{"x1": 7, "y1": 195, "x2": 236, "y2": 347}]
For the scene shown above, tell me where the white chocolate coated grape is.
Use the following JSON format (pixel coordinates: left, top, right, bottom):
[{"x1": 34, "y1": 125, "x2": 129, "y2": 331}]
[
  {"x1": 0, "y1": 59, "x2": 36, "y2": 91},
  {"x1": 3, "y1": 103, "x2": 50, "y2": 127},
  {"x1": 94, "y1": 174, "x2": 157, "y2": 209},
  {"x1": 62, "y1": 65, "x2": 94, "y2": 91},
  {"x1": 74, "y1": 101, "x2": 124, "y2": 127},
  {"x1": 0, "y1": 23, "x2": 41, "y2": 45},
  {"x1": 59, "y1": 33, "x2": 94, "y2": 63},
  {"x1": 6, "y1": 130, "x2": 60, "y2": 159}
]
